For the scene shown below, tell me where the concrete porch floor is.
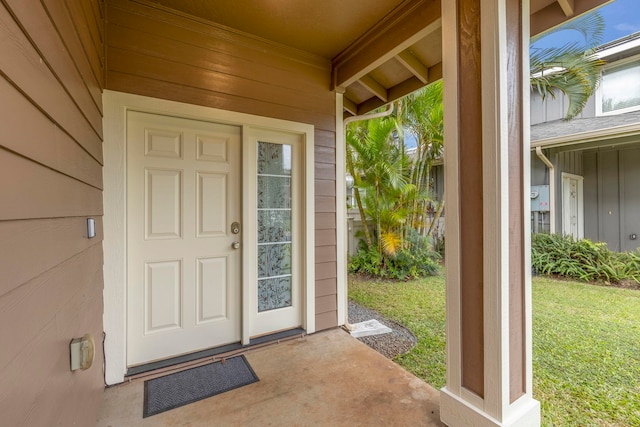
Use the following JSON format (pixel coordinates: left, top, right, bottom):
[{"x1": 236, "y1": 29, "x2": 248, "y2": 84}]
[{"x1": 97, "y1": 328, "x2": 445, "y2": 426}]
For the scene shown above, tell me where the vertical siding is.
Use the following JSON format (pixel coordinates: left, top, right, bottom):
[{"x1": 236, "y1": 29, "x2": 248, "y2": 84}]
[
  {"x1": 530, "y1": 91, "x2": 596, "y2": 125},
  {"x1": 0, "y1": 1, "x2": 104, "y2": 426},
  {"x1": 105, "y1": 0, "x2": 338, "y2": 330},
  {"x1": 621, "y1": 147, "x2": 640, "y2": 251},
  {"x1": 584, "y1": 144, "x2": 640, "y2": 252},
  {"x1": 552, "y1": 150, "x2": 582, "y2": 229},
  {"x1": 530, "y1": 155, "x2": 547, "y2": 186},
  {"x1": 583, "y1": 151, "x2": 599, "y2": 242},
  {"x1": 599, "y1": 150, "x2": 621, "y2": 250},
  {"x1": 555, "y1": 151, "x2": 582, "y2": 176}
]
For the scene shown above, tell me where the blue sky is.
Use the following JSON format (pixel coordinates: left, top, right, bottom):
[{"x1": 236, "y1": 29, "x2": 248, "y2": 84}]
[{"x1": 532, "y1": 0, "x2": 640, "y2": 49}]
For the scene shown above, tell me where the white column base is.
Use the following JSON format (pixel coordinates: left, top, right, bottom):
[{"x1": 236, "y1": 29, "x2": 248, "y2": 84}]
[{"x1": 440, "y1": 388, "x2": 540, "y2": 427}]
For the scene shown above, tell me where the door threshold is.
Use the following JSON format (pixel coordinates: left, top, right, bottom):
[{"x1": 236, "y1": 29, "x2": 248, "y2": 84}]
[
  {"x1": 126, "y1": 328, "x2": 306, "y2": 378},
  {"x1": 248, "y1": 327, "x2": 305, "y2": 346}
]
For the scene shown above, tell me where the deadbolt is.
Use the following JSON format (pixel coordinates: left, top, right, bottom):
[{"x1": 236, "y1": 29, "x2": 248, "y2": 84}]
[{"x1": 231, "y1": 222, "x2": 240, "y2": 234}]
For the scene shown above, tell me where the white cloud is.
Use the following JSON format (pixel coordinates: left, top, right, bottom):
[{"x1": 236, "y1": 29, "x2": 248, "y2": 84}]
[{"x1": 614, "y1": 23, "x2": 640, "y2": 33}]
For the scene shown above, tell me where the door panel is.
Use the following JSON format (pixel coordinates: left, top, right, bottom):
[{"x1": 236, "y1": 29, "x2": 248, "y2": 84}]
[
  {"x1": 145, "y1": 168, "x2": 182, "y2": 239},
  {"x1": 197, "y1": 256, "x2": 228, "y2": 323},
  {"x1": 127, "y1": 111, "x2": 241, "y2": 366},
  {"x1": 562, "y1": 173, "x2": 583, "y2": 240},
  {"x1": 196, "y1": 172, "x2": 227, "y2": 236},
  {"x1": 145, "y1": 260, "x2": 182, "y2": 333}
]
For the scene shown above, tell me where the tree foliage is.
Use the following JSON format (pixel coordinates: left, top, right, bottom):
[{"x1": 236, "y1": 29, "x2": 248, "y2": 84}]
[
  {"x1": 347, "y1": 12, "x2": 605, "y2": 278},
  {"x1": 347, "y1": 83, "x2": 443, "y2": 279},
  {"x1": 530, "y1": 12, "x2": 605, "y2": 120}
]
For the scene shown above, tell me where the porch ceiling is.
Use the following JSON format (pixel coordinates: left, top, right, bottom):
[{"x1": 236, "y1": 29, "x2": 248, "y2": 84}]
[{"x1": 146, "y1": 0, "x2": 611, "y2": 116}]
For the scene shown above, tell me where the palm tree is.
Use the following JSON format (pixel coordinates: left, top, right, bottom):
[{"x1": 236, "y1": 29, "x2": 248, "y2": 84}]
[
  {"x1": 400, "y1": 80, "x2": 444, "y2": 236},
  {"x1": 346, "y1": 117, "x2": 414, "y2": 258},
  {"x1": 347, "y1": 12, "x2": 605, "y2": 276},
  {"x1": 530, "y1": 12, "x2": 605, "y2": 120}
]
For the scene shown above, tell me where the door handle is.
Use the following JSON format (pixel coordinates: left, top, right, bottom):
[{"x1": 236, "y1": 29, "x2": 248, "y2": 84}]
[{"x1": 232, "y1": 241, "x2": 241, "y2": 249}]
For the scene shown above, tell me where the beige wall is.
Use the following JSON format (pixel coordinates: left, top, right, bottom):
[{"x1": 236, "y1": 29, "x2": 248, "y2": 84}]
[
  {"x1": 0, "y1": 0, "x2": 105, "y2": 425},
  {"x1": 106, "y1": 0, "x2": 339, "y2": 330}
]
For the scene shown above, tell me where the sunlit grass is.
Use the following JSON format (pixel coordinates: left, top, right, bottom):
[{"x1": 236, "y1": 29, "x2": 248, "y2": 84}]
[{"x1": 348, "y1": 272, "x2": 640, "y2": 426}]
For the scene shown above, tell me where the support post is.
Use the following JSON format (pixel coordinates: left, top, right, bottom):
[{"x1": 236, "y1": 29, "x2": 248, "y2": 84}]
[{"x1": 440, "y1": 0, "x2": 540, "y2": 425}]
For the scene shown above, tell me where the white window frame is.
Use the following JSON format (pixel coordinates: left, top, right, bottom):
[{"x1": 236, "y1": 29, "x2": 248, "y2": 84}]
[{"x1": 596, "y1": 53, "x2": 640, "y2": 116}]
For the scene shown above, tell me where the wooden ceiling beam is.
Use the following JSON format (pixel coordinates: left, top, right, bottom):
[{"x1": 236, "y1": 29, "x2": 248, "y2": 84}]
[
  {"x1": 331, "y1": 0, "x2": 441, "y2": 92},
  {"x1": 356, "y1": 62, "x2": 442, "y2": 114},
  {"x1": 530, "y1": 0, "x2": 611, "y2": 36},
  {"x1": 396, "y1": 50, "x2": 429, "y2": 83},
  {"x1": 358, "y1": 75, "x2": 388, "y2": 102},
  {"x1": 557, "y1": 0, "x2": 575, "y2": 16},
  {"x1": 342, "y1": 96, "x2": 358, "y2": 116}
]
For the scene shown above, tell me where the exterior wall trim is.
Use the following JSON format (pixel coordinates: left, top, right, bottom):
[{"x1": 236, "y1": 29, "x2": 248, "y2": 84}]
[
  {"x1": 103, "y1": 90, "x2": 315, "y2": 384},
  {"x1": 335, "y1": 94, "x2": 347, "y2": 326},
  {"x1": 441, "y1": 389, "x2": 541, "y2": 427}
]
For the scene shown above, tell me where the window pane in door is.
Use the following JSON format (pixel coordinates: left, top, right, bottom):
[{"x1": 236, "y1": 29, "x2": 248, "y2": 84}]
[{"x1": 257, "y1": 142, "x2": 293, "y2": 312}]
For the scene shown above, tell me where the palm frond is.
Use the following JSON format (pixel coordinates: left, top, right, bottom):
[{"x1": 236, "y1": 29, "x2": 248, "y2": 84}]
[
  {"x1": 530, "y1": 12, "x2": 605, "y2": 120},
  {"x1": 531, "y1": 49, "x2": 604, "y2": 119},
  {"x1": 531, "y1": 11, "x2": 604, "y2": 47},
  {"x1": 380, "y1": 231, "x2": 402, "y2": 257}
]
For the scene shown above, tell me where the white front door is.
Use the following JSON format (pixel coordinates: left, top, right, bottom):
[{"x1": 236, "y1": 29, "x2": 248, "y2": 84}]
[
  {"x1": 562, "y1": 172, "x2": 584, "y2": 240},
  {"x1": 126, "y1": 111, "x2": 241, "y2": 366}
]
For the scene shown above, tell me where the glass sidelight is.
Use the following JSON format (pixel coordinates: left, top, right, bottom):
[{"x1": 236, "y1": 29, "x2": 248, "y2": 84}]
[{"x1": 256, "y1": 142, "x2": 293, "y2": 312}]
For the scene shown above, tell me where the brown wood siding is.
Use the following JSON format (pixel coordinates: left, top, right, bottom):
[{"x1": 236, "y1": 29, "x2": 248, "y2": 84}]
[
  {"x1": 105, "y1": 0, "x2": 338, "y2": 331},
  {"x1": 314, "y1": 128, "x2": 338, "y2": 328},
  {"x1": 457, "y1": 0, "x2": 484, "y2": 398},
  {"x1": 0, "y1": 0, "x2": 104, "y2": 425},
  {"x1": 105, "y1": 0, "x2": 335, "y2": 131}
]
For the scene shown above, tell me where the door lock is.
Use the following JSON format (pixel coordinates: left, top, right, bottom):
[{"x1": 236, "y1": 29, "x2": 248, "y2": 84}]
[
  {"x1": 231, "y1": 222, "x2": 240, "y2": 234},
  {"x1": 232, "y1": 241, "x2": 241, "y2": 249}
]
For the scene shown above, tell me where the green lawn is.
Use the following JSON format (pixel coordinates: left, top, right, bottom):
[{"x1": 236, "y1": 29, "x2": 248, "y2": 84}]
[{"x1": 349, "y1": 272, "x2": 640, "y2": 427}]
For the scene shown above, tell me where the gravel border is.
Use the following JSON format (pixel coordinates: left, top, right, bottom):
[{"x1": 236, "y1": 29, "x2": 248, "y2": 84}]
[{"x1": 347, "y1": 300, "x2": 417, "y2": 359}]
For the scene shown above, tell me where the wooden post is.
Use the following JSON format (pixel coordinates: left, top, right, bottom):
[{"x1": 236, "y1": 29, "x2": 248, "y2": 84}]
[{"x1": 440, "y1": 0, "x2": 540, "y2": 425}]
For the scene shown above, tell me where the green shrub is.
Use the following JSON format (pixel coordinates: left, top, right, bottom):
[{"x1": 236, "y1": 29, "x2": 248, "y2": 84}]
[
  {"x1": 531, "y1": 233, "x2": 640, "y2": 285},
  {"x1": 348, "y1": 246, "x2": 383, "y2": 277},
  {"x1": 348, "y1": 229, "x2": 439, "y2": 280}
]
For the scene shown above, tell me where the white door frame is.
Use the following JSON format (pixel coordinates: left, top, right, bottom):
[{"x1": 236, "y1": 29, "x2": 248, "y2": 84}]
[
  {"x1": 561, "y1": 172, "x2": 584, "y2": 240},
  {"x1": 102, "y1": 90, "x2": 315, "y2": 385}
]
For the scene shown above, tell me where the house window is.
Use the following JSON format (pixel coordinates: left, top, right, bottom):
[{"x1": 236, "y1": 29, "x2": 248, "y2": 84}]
[{"x1": 598, "y1": 55, "x2": 640, "y2": 115}]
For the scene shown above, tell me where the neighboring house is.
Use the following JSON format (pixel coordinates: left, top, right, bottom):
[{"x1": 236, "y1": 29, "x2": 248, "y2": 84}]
[
  {"x1": 0, "y1": 1, "x2": 606, "y2": 426},
  {"x1": 531, "y1": 32, "x2": 640, "y2": 251}
]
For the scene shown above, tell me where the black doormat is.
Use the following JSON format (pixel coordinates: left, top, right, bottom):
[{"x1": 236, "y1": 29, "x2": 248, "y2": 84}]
[{"x1": 143, "y1": 355, "x2": 259, "y2": 418}]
